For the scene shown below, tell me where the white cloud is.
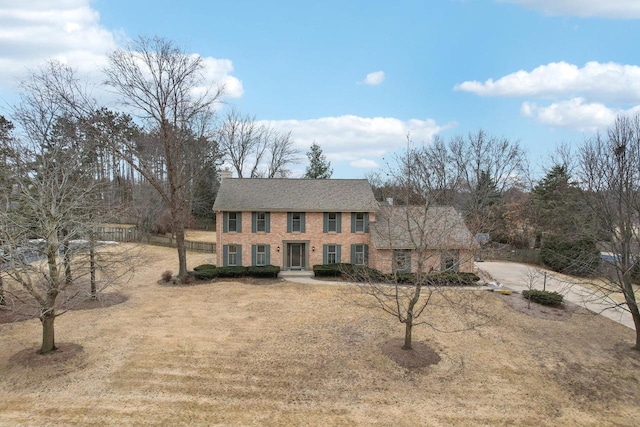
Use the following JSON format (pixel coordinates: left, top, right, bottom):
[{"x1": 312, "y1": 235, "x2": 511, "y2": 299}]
[
  {"x1": 362, "y1": 71, "x2": 385, "y2": 86},
  {"x1": 455, "y1": 61, "x2": 640, "y2": 102},
  {"x1": 498, "y1": 0, "x2": 640, "y2": 19},
  {"x1": 520, "y1": 98, "x2": 640, "y2": 132},
  {"x1": 221, "y1": 114, "x2": 442, "y2": 177},
  {"x1": 261, "y1": 115, "x2": 452, "y2": 162},
  {"x1": 0, "y1": 0, "x2": 116, "y2": 85},
  {"x1": 459, "y1": 60, "x2": 640, "y2": 132},
  {"x1": 520, "y1": 102, "x2": 535, "y2": 117},
  {"x1": 350, "y1": 159, "x2": 379, "y2": 169},
  {"x1": 0, "y1": 1, "x2": 243, "y2": 101},
  {"x1": 196, "y1": 57, "x2": 243, "y2": 99}
]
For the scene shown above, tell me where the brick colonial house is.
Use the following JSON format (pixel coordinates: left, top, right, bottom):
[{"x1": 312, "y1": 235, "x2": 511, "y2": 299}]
[{"x1": 212, "y1": 177, "x2": 475, "y2": 273}]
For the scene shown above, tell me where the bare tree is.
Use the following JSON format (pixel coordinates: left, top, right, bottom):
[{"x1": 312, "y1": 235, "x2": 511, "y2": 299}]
[
  {"x1": 218, "y1": 108, "x2": 300, "y2": 178},
  {"x1": 218, "y1": 108, "x2": 265, "y2": 178},
  {"x1": 387, "y1": 132, "x2": 526, "y2": 242},
  {"x1": 0, "y1": 63, "x2": 133, "y2": 354},
  {"x1": 348, "y1": 152, "x2": 490, "y2": 351},
  {"x1": 401, "y1": 134, "x2": 461, "y2": 205},
  {"x1": 104, "y1": 36, "x2": 223, "y2": 279},
  {"x1": 0, "y1": 115, "x2": 13, "y2": 306},
  {"x1": 577, "y1": 114, "x2": 640, "y2": 350},
  {"x1": 263, "y1": 129, "x2": 300, "y2": 178},
  {"x1": 449, "y1": 130, "x2": 527, "y2": 237},
  {"x1": 522, "y1": 268, "x2": 543, "y2": 309}
]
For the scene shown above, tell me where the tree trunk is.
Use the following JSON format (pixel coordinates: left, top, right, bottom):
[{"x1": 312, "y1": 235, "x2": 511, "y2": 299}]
[
  {"x1": 90, "y1": 242, "x2": 96, "y2": 300},
  {"x1": 622, "y1": 281, "x2": 640, "y2": 351},
  {"x1": 62, "y1": 230, "x2": 72, "y2": 286},
  {"x1": 174, "y1": 216, "x2": 188, "y2": 279},
  {"x1": 171, "y1": 206, "x2": 187, "y2": 279},
  {"x1": 39, "y1": 310, "x2": 56, "y2": 354},
  {"x1": 0, "y1": 273, "x2": 5, "y2": 306},
  {"x1": 403, "y1": 280, "x2": 421, "y2": 351},
  {"x1": 403, "y1": 318, "x2": 413, "y2": 350}
]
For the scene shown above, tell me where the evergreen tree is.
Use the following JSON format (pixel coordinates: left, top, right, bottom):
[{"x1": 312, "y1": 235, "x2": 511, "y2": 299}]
[
  {"x1": 304, "y1": 141, "x2": 332, "y2": 179},
  {"x1": 532, "y1": 165, "x2": 587, "y2": 242},
  {"x1": 532, "y1": 164, "x2": 598, "y2": 274}
]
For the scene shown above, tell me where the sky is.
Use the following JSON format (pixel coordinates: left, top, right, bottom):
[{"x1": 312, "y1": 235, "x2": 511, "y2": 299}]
[{"x1": 1, "y1": 0, "x2": 640, "y2": 179}]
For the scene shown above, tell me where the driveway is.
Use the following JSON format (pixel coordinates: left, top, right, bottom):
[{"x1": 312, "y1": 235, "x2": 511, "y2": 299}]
[{"x1": 477, "y1": 261, "x2": 635, "y2": 329}]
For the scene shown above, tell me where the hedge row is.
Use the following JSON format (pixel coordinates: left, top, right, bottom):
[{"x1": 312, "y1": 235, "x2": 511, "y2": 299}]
[
  {"x1": 312, "y1": 264, "x2": 480, "y2": 286},
  {"x1": 392, "y1": 272, "x2": 480, "y2": 286},
  {"x1": 522, "y1": 289, "x2": 564, "y2": 306},
  {"x1": 192, "y1": 264, "x2": 280, "y2": 279}
]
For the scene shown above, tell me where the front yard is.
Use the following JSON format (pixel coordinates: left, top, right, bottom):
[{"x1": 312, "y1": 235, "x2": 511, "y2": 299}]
[{"x1": 0, "y1": 245, "x2": 639, "y2": 426}]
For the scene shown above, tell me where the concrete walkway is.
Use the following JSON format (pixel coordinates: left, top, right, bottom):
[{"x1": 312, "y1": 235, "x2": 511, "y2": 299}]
[
  {"x1": 279, "y1": 270, "x2": 344, "y2": 285},
  {"x1": 476, "y1": 261, "x2": 635, "y2": 329}
]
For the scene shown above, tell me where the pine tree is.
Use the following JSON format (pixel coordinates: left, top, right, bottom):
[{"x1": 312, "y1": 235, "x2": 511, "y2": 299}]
[
  {"x1": 304, "y1": 142, "x2": 332, "y2": 179},
  {"x1": 532, "y1": 165, "x2": 586, "y2": 240}
]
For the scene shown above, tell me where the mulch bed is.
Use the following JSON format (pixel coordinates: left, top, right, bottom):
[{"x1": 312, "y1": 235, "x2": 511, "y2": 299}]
[
  {"x1": 496, "y1": 291, "x2": 579, "y2": 321},
  {"x1": 380, "y1": 338, "x2": 441, "y2": 370},
  {"x1": 9, "y1": 342, "x2": 85, "y2": 368}
]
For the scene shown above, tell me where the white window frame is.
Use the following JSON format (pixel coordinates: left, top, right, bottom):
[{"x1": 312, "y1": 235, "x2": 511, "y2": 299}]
[
  {"x1": 355, "y1": 212, "x2": 365, "y2": 233},
  {"x1": 327, "y1": 212, "x2": 338, "y2": 232},
  {"x1": 256, "y1": 244, "x2": 266, "y2": 266},
  {"x1": 256, "y1": 212, "x2": 266, "y2": 232},
  {"x1": 228, "y1": 212, "x2": 238, "y2": 232},
  {"x1": 228, "y1": 244, "x2": 238, "y2": 266},
  {"x1": 354, "y1": 244, "x2": 365, "y2": 265},
  {"x1": 291, "y1": 212, "x2": 302, "y2": 232},
  {"x1": 327, "y1": 244, "x2": 337, "y2": 264}
]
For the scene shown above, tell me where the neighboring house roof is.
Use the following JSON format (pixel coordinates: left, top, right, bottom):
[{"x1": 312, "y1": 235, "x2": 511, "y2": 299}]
[
  {"x1": 212, "y1": 178, "x2": 378, "y2": 212},
  {"x1": 371, "y1": 205, "x2": 476, "y2": 250}
]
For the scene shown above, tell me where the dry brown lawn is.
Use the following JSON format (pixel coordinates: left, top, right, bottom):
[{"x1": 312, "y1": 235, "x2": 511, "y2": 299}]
[
  {"x1": 184, "y1": 230, "x2": 217, "y2": 243},
  {"x1": 1, "y1": 245, "x2": 639, "y2": 426}
]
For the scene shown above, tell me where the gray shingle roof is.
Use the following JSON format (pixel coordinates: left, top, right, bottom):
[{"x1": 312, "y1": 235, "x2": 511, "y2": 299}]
[
  {"x1": 371, "y1": 205, "x2": 476, "y2": 250},
  {"x1": 212, "y1": 178, "x2": 378, "y2": 212}
]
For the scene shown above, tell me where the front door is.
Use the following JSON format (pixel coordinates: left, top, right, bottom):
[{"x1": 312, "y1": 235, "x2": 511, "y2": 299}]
[{"x1": 288, "y1": 243, "x2": 304, "y2": 270}]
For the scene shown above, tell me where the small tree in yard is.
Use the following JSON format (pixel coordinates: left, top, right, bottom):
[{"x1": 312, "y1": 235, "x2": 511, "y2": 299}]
[
  {"x1": 347, "y1": 148, "x2": 491, "y2": 352},
  {"x1": 520, "y1": 268, "x2": 568, "y2": 310},
  {"x1": 521, "y1": 268, "x2": 542, "y2": 309},
  {"x1": 0, "y1": 62, "x2": 134, "y2": 354}
]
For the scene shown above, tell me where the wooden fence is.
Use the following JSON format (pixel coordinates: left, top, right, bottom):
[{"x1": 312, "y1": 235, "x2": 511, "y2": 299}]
[
  {"x1": 145, "y1": 235, "x2": 215, "y2": 253},
  {"x1": 96, "y1": 226, "x2": 140, "y2": 243},
  {"x1": 96, "y1": 226, "x2": 215, "y2": 253},
  {"x1": 191, "y1": 218, "x2": 216, "y2": 231},
  {"x1": 480, "y1": 248, "x2": 541, "y2": 265}
]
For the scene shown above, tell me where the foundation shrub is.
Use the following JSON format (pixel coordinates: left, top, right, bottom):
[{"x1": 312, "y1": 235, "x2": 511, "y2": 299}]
[
  {"x1": 246, "y1": 265, "x2": 280, "y2": 278},
  {"x1": 193, "y1": 264, "x2": 216, "y2": 271},
  {"x1": 522, "y1": 289, "x2": 564, "y2": 306},
  {"x1": 192, "y1": 264, "x2": 280, "y2": 279}
]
